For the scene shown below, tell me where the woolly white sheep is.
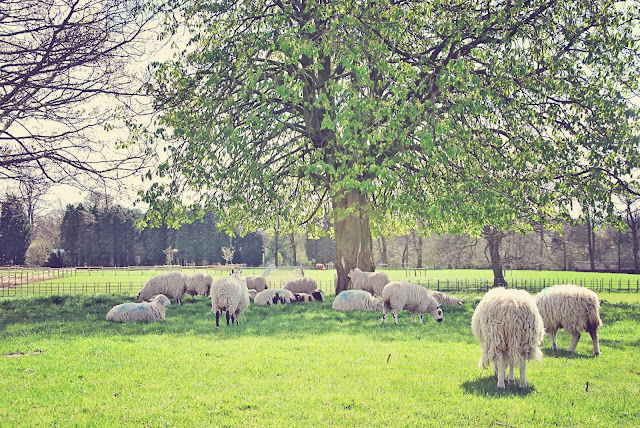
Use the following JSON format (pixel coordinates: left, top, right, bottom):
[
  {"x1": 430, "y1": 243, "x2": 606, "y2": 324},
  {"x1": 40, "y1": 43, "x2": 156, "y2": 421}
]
[
  {"x1": 471, "y1": 287, "x2": 544, "y2": 389},
  {"x1": 243, "y1": 275, "x2": 268, "y2": 292},
  {"x1": 381, "y1": 281, "x2": 443, "y2": 325},
  {"x1": 332, "y1": 290, "x2": 383, "y2": 312},
  {"x1": 431, "y1": 290, "x2": 463, "y2": 306},
  {"x1": 186, "y1": 273, "x2": 212, "y2": 298},
  {"x1": 248, "y1": 289, "x2": 258, "y2": 301},
  {"x1": 209, "y1": 274, "x2": 249, "y2": 327},
  {"x1": 348, "y1": 268, "x2": 389, "y2": 297},
  {"x1": 106, "y1": 294, "x2": 171, "y2": 323},
  {"x1": 137, "y1": 272, "x2": 188, "y2": 305},
  {"x1": 293, "y1": 290, "x2": 324, "y2": 303},
  {"x1": 283, "y1": 277, "x2": 318, "y2": 294},
  {"x1": 536, "y1": 284, "x2": 603, "y2": 356},
  {"x1": 254, "y1": 289, "x2": 295, "y2": 306}
]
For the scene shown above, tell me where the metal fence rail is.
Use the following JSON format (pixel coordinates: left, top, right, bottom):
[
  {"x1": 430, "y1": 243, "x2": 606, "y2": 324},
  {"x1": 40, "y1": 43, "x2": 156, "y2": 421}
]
[{"x1": 1, "y1": 277, "x2": 638, "y2": 298}]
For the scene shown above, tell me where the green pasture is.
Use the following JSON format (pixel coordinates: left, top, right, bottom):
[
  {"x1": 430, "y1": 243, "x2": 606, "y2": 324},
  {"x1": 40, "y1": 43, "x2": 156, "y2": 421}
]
[
  {"x1": 1, "y1": 293, "x2": 638, "y2": 427},
  {"x1": 3, "y1": 267, "x2": 640, "y2": 299}
]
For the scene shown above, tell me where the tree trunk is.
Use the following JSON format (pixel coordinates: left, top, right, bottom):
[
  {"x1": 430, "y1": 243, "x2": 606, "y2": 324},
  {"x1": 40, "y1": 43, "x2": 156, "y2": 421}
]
[
  {"x1": 333, "y1": 189, "x2": 374, "y2": 294},
  {"x1": 379, "y1": 236, "x2": 388, "y2": 265},
  {"x1": 586, "y1": 213, "x2": 595, "y2": 271},
  {"x1": 274, "y1": 228, "x2": 279, "y2": 267},
  {"x1": 483, "y1": 225, "x2": 507, "y2": 287},
  {"x1": 289, "y1": 231, "x2": 297, "y2": 266}
]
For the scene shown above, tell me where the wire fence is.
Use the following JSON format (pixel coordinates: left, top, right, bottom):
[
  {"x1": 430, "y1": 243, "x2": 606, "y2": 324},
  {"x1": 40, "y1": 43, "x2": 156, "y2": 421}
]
[{"x1": 1, "y1": 277, "x2": 638, "y2": 298}]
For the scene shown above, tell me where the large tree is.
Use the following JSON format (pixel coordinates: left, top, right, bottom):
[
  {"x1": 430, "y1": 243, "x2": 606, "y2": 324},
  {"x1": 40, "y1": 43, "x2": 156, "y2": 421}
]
[
  {"x1": 0, "y1": 0, "x2": 157, "y2": 191},
  {"x1": 144, "y1": 0, "x2": 640, "y2": 293},
  {"x1": 0, "y1": 195, "x2": 31, "y2": 264}
]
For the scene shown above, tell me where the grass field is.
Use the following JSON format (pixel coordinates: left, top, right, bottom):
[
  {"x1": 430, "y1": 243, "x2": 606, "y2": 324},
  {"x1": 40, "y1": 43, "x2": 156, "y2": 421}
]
[{"x1": 1, "y1": 291, "x2": 639, "y2": 426}]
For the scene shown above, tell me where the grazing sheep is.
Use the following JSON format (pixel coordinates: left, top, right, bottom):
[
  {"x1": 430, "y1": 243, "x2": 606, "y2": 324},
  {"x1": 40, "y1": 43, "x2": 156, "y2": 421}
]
[
  {"x1": 293, "y1": 290, "x2": 324, "y2": 302},
  {"x1": 254, "y1": 289, "x2": 295, "y2": 306},
  {"x1": 471, "y1": 287, "x2": 544, "y2": 389},
  {"x1": 186, "y1": 273, "x2": 213, "y2": 298},
  {"x1": 243, "y1": 275, "x2": 268, "y2": 292},
  {"x1": 283, "y1": 277, "x2": 318, "y2": 295},
  {"x1": 536, "y1": 284, "x2": 603, "y2": 356},
  {"x1": 248, "y1": 289, "x2": 258, "y2": 301},
  {"x1": 106, "y1": 294, "x2": 171, "y2": 323},
  {"x1": 315, "y1": 263, "x2": 326, "y2": 270},
  {"x1": 381, "y1": 281, "x2": 443, "y2": 325},
  {"x1": 431, "y1": 290, "x2": 463, "y2": 306},
  {"x1": 209, "y1": 274, "x2": 249, "y2": 327},
  {"x1": 332, "y1": 290, "x2": 383, "y2": 312},
  {"x1": 137, "y1": 272, "x2": 188, "y2": 305},
  {"x1": 348, "y1": 268, "x2": 389, "y2": 297}
]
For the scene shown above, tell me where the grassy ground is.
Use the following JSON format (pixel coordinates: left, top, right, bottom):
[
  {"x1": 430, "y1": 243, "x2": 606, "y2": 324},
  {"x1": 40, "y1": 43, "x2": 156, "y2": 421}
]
[{"x1": 1, "y1": 293, "x2": 638, "y2": 426}]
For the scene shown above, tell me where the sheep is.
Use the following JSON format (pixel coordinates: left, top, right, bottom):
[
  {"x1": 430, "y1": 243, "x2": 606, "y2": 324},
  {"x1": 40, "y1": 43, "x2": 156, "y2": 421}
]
[
  {"x1": 209, "y1": 274, "x2": 249, "y2": 327},
  {"x1": 535, "y1": 284, "x2": 603, "y2": 356},
  {"x1": 137, "y1": 272, "x2": 188, "y2": 305},
  {"x1": 293, "y1": 290, "x2": 324, "y2": 302},
  {"x1": 283, "y1": 277, "x2": 318, "y2": 295},
  {"x1": 185, "y1": 273, "x2": 212, "y2": 298},
  {"x1": 471, "y1": 287, "x2": 544, "y2": 389},
  {"x1": 348, "y1": 268, "x2": 389, "y2": 297},
  {"x1": 315, "y1": 263, "x2": 326, "y2": 270},
  {"x1": 381, "y1": 281, "x2": 443, "y2": 325},
  {"x1": 106, "y1": 294, "x2": 171, "y2": 323},
  {"x1": 431, "y1": 290, "x2": 463, "y2": 306},
  {"x1": 243, "y1": 275, "x2": 268, "y2": 292},
  {"x1": 248, "y1": 289, "x2": 258, "y2": 301},
  {"x1": 253, "y1": 289, "x2": 295, "y2": 306},
  {"x1": 332, "y1": 290, "x2": 383, "y2": 312}
]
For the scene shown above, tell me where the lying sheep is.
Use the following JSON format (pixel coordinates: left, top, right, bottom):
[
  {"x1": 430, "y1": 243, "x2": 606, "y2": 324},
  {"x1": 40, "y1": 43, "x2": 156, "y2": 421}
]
[
  {"x1": 254, "y1": 289, "x2": 295, "y2": 306},
  {"x1": 209, "y1": 274, "x2": 249, "y2": 327},
  {"x1": 244, "y1": 275, "x2": 268, "y2": 292},
  {"x1": 137, "y1": 272, "x2": 188, "y2": 305},
  {"x1": 186, "y1": 273, "x2": 212, "y2": 298},
  {"x1": 471, "y1": 287, "x2": 544, "y2": 389},
  {"x1": 431, "y1": 290, "x2": 463, "y2": 306},
  {"x1": 315, "y1": 263, "x2": 326, "y2": 270},
  {"x1": 536, "y1": 284, "x2": 603, "y2": 356},
  {"x1": 248, "y1": 289, "x2": 258, "y2": 301},
  {"x1": 106, "y1": 294, "x2": 171, "y2": 323},
  {"x1": 293, "y1": 291, "x2": 323, "y2": 302},
  {"x1": 283, "y1": 277, "x2": 318, "y2": 295},
  {"x1": 381, "y1": 281, "x2": 443, "y2": 324},
  {"x1": 348, "y1": 268, "x2": 389, "y2": 297},
  {"x1": 332, "y1": 290, "x2": 383, "y2": 312}
]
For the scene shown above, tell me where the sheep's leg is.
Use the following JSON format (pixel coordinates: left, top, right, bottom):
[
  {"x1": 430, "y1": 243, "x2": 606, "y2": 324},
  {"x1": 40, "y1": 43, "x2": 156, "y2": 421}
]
[
  {"x1": 507, "y1": 365, "x2": 515, "y2": 385},
  {"x1": 568, "y1": 332, "x2": 581, "y2": 353},
  {"x1": 226, "y1": 311, "x2": 231, "y2": 326},
  {"x1": 519, "y1": 361, "x2": 527, "y2": 389},
  {"x1": 382, "y1": 312, "x2": 387, "y2": 324},
  {"x1": 496, "y1": 356, "x2": 506, "y2": 389},
  {"x1": 549, "y1": 330, "x2": 558, "y2": 351},
  {"x1": 215, "y1": 311, "x2": 220, "y2": 328},
  {"x1": 411, "y1": 312, "x2": 415, "y2": 324},
  {"x1": 588, "y1": 327, "x2": 600, "y2": 356},
  {"x1": 419, "y1": 314, "x2": 423, "y2": 324},
  {"x1": 393, "y1": 313, "x2": 399, "y2": 325}
]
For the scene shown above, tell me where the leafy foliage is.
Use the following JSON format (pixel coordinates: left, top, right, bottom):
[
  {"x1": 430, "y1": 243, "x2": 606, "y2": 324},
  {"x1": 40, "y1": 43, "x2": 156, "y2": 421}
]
[
  {"x1": 0, "y1": 195, "x2": 31, "y2": 264},
  {"x1": 144, "y1": 0, "x2": 640, "y2": 240}
]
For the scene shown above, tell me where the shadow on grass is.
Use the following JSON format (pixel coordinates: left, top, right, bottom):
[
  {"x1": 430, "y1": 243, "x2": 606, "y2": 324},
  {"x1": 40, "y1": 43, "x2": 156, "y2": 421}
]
[
  {"x1": 541, "y1": 348, "x2": 593, "y2": 359},
  {"x1": 461, "y1": 375, "x2": 537, "y2": 397}
]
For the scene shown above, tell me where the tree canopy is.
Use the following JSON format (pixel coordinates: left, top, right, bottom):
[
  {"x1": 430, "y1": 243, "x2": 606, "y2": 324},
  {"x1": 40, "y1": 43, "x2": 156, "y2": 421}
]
[{"x1": 143, "y1": 0, "x2": 640, "y2": 292}]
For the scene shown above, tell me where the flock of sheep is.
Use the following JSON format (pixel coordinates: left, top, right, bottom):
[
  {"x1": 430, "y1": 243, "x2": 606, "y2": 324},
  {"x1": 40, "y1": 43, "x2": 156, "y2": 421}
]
[{"x1": 106, "y1": 268, "x2": 603, "y2": 390}]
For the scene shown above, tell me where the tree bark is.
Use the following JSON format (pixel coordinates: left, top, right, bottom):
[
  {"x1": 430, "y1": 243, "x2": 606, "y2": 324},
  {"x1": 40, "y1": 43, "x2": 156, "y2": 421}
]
[
  {"x1": 379, "y1": 236, "x2": 388, "y2": 266},
  {"x1": 289, "y1": 231, "x2": 297, "y2": 266},
  {"x1": 333, "y1": 189, "x2": 375, "y2": 294},
  {"x1": 483, "y1": 225, "x2": 507, "y2": 287}
]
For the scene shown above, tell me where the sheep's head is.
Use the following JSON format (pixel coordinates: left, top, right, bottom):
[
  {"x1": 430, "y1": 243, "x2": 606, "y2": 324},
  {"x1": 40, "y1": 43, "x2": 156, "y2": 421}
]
[
  {"x1": 311, "y1": 290, "x2": 323, "y2": 302},
  {"x1": 429, "y1": 305, "x2": 443, "y2": 323},
  {"x1": 150, "y1": 294, "x2": 171, "y2": 307}
]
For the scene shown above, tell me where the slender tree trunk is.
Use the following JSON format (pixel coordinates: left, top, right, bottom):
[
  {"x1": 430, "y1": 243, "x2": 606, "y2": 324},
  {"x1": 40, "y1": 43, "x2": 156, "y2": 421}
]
[
  {"x1": 274, "y1": 228, "x2": 279, "y2": 267},
  {"x1": 379, "y1": 236, "x2": 388, "y2": 266},
  {"x1": 289, "y1": 231, "x2": 297, "y2": 266},
  {"x1": 586, "y1": 213, "x2": 595, "y2": 271},
  {"x1": 416, "y1": 235, "x2": 423, "y2": 269},
  {"x1": 402, "y1": 236, "x2": 409, "y2": 268},
  {"x1": 333, "y1": 189, "x2": 374, "y2": 294},
  {"x1": 483, "y1": 225, "x2": 507, "y2": 287},
  {"x1": 631, "y1": 226, "x2": 639, "y2": 274}
]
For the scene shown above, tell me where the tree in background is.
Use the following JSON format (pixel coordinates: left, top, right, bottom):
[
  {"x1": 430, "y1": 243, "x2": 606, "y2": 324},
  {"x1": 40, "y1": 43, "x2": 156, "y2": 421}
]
[
  {"x1": 0, "y1": 0, "x2": 157, "y2": 193},
  {"x1": 233, "y1": 232, "x2": 265, "y2": 267},
  {"x1": 144, "y1": 0, "x2": 640, "y2": 292},
  {"x1": 0, "y1": 195, "x2": 31, "y2": 264}
]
